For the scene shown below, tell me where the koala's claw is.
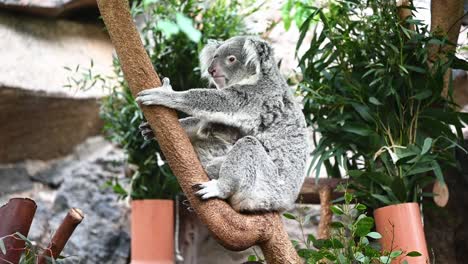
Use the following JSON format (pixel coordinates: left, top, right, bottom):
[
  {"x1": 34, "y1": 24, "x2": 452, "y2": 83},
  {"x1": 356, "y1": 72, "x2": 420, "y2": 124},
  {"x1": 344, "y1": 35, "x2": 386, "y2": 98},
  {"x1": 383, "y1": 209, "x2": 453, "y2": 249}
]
[
  {"x1": 193, "y1": 180, "x2": 222, "y2": 200},
  {"x1": 138, "y1": 122, "x2": 155, "y2": 141},
  {"x1": 192, "y1": 184, "x2": 203, "y2": 191}
]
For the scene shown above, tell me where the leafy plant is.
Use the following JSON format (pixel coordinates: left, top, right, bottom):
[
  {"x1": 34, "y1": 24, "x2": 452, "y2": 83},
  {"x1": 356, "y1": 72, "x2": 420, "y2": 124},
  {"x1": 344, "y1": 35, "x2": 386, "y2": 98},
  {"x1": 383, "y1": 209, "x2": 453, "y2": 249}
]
[
  {"x1": 283, "y1": 190, "x2": 422, "y2": 264},
  {"x1": 0, "y1": 232, "x2": 66, "y2": 264},
  {"x1": 297, "y1": 0, "x2": 468, "y2": 208},
  {"x1": 65, "y1": 0, "x2": 264, "y2": 200},
  {"x1": 281, "y1": 0, "x2": 317, "y2": 31}
]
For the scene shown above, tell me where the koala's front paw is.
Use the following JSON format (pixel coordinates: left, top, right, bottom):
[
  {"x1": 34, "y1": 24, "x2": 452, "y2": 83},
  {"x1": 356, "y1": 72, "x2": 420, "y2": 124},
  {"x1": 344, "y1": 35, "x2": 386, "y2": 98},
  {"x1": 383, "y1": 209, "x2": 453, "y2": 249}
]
[
  {"x1": 193, "y1": 180, "x2": 223, "y2": 199},
  {"x1": 136, "y1": 77, "x2": 174, "y2": 106},
  {"x1": 138, "y1": 122, "x2": 155, "y2": 141}
]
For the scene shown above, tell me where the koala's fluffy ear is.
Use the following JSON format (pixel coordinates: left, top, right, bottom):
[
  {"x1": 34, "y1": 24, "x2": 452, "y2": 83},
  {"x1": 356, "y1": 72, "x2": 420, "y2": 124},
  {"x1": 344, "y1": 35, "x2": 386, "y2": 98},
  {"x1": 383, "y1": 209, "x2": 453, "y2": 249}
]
[
  {"x1": 243, "y1": 37, "x2": 275, "y2": 74},
  {"x1": 199, "y1": 39, "x2": 223, "y2": 78}
]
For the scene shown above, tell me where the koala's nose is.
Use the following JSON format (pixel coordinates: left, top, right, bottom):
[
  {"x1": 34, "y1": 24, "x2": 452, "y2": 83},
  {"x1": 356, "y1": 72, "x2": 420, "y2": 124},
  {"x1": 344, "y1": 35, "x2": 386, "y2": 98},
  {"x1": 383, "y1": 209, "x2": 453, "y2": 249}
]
[{"x1": 208, "y1": 66, "x2": 216, "y2": 76}]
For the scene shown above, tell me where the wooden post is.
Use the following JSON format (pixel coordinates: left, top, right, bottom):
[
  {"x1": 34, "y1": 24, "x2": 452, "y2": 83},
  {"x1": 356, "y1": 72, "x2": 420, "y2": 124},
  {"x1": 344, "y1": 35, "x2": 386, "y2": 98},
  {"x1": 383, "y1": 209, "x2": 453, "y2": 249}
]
[
  {"x1": 429, "y1": 0, "x2": 464, "y2": 97},
  {"x1": 317, "y1": 187, "x2": 332, "y2": 239},
  {"x1": 0, "y1": 198, "x2": 37, "y2": 264},
  {"x1": 95, "y1": 1, "x2": 300, "y2": 262},
  {"x1": 37, "y1": 208, "x2": 84, "y2": 264}
]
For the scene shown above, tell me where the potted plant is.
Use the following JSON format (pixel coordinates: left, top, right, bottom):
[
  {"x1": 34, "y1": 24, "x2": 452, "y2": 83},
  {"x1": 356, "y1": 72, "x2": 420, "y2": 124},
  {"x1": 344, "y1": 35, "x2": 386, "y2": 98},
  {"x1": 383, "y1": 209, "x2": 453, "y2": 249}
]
[
  {"x1": 276, "y1": 189, "x2": 423, "y2": 264},
  {"x1": 296, "y1": 0, "x2": 468, "y2": 263}
]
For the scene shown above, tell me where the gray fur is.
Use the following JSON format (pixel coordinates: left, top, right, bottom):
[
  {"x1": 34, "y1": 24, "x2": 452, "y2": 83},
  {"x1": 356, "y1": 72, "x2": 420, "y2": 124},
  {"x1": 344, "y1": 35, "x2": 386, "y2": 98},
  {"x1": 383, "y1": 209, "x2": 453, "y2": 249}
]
[{"x1": 136, "y1": 36, "x2": 309, "y2": 212}]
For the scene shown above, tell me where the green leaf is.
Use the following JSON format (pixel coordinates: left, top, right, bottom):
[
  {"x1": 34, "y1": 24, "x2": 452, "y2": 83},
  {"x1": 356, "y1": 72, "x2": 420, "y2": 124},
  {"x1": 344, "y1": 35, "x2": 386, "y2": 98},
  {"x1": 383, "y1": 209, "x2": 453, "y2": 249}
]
[
  {"x1": 345, "y1": 192, "x2": 353, "y2": 203},
  {"x1": 355, "y1": 216, "x2": 374, "y2": 237},
  {"x1": 390, "y1": 250, "x2": 403, "y2": 258},
  {"x1": 342, "y1": 125, "x2": 373, "y2": 136},
  {"x1": 369, "y1": 97, "x2": 383, "y2": 105},
  {"x1": 390, "y1": 177, "x2": 407, "y2": 202},
  {"x1": 330, "y1": 238, "x2": 344, "y2": 249},
  {"x1": 283, "y1": 213, "x2": 296, "y2": 220},
  {"x1": 248, "y1": 255, "x2": 257, "y2": 261},
  {"x1": 351, "y1": 103, "x2": 374, "y2": 122},
  {"x1": 337, "y1": 253, "x2": 346, "y2": 264},
  {"x1": 371, "y1": 194, "x2": 392, "y2": 205},
  {"x1": 406, "y1": 251, "x2": 422, "y2": 257},
  {"x1": 0, "y1": 239, "x2": 6, "y2": 255},
  {"x1": 175, "y1": 13, "x2": 201, "y2": 43},
  {"x1": 355, "y1": 204, "x2": 367, "y2": 211},
  {"x1": 307, "y1": 234, "x2": 317, "y2": 244},
  {"x1": 330, "y1": 205, "x2": 344, "y2": 215},
  {"x1": 366, "y1": 231, "x2": 382, "y2": 239},
  {"x1": 380, "y1": 256, "x2": 391, "y2": 263},
  {"x1": 354, "y1": 252, "x2": 366, "y2": 262},
  {"x1": 431, "y1": 161, "x2": 445, "y2": 184},
  {"x1": 421, "y1": 137, "x2": 433, "y2": 155},
  {"x1": 348, "y1": 170, "x2": 365, "y2": 178},
  {"x1": 330, "y1": 221, "x2": 345, "y2": 229},
  {"x1": 405, "y1": 65, "x2": 425, "y2": 73},
  {"x1": 15, "y1": 232, "x2": 28, "y2": 241},
  {"x1": 156, "y1": 20, "x2": 179, "y2": 38},
  {"x1": 412, "y1": 90, "x2": 432, "y2": 100}
]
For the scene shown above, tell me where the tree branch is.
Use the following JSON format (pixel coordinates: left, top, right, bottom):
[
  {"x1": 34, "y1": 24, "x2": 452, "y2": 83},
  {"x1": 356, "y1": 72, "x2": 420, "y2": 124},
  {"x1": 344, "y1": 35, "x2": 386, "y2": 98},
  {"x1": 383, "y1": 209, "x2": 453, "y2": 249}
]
[
  {"x1": 429, "y1": 0, "x2": 464, "y2": 97},
  {"x1": 95, "y1": 1, "x2": 300, "y2": 262}
]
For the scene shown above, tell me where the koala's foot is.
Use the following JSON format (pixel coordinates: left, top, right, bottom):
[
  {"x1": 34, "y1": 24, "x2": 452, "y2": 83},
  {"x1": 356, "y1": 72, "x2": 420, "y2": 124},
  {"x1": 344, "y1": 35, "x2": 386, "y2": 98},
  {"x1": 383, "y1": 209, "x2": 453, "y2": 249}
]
[
  {"x1": 136, "y1": 77, "x2": 174, "y2": 105},
  {"x1": 193, "y1": 180, "x2": 228, "y2": 200},
  {"x1": 138, "y1": 122, "x2": 155, "y2": 141}
]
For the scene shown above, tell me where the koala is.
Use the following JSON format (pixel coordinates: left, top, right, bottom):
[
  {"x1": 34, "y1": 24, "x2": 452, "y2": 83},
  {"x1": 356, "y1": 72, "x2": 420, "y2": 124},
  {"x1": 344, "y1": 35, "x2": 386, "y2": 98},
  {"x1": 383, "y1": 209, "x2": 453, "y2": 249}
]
[{"x1": 136, "y1": 36, "x2": 309, "y2": 212}]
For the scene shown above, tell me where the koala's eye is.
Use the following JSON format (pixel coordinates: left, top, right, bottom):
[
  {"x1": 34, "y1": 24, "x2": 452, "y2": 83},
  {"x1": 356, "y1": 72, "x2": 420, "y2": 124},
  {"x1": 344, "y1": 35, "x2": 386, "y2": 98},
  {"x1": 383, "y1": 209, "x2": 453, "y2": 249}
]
[{"x1": 227, "y1": 55, "x2": 236, "y2": 63}]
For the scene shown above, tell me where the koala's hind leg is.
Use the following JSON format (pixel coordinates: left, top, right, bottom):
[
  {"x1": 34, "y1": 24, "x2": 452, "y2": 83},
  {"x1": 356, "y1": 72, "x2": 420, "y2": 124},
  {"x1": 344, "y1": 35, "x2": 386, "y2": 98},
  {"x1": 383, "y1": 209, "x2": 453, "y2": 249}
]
[{"x1": 194, "y1": 136, "x2": 279, "y2": 211}]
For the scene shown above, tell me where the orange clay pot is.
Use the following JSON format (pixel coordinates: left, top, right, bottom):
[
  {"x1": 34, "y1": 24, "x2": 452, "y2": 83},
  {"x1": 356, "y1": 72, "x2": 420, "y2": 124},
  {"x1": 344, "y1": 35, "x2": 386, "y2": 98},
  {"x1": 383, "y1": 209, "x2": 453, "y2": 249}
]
[
  {"x1": 131, "y1": 199, "x2": 174, "y2": 264},
  {"x1": 374, "y1": 202, "x2": 429, "y2": 264}
]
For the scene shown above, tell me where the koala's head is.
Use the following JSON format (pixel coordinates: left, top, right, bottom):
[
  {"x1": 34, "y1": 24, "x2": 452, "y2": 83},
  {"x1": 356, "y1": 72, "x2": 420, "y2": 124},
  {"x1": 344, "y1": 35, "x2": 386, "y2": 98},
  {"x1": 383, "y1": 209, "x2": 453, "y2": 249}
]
[{"x1": 199, "y1": 36, "x2": 276, "y2": 88}]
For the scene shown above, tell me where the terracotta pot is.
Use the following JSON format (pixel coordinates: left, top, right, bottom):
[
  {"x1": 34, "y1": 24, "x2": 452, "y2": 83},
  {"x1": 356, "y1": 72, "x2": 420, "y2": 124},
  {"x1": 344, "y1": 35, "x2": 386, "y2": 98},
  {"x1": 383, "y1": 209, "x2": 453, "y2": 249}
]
[
  {"x1": 374, "y1": 202, "x2": 429, "y2": 264},
  {"x1": 131, "y1": 199, "x2": 174, "y2": 264}
]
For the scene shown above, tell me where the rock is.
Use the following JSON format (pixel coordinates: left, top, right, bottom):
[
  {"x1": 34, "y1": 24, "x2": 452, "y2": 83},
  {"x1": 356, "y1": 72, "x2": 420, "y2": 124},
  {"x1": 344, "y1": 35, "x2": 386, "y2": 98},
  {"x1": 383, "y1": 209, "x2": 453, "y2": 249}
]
[
  {"x1": 1, "y1": 137, "x2": 131, "y2": 263},
  {"x1": 0, "y1": 0, "x2": 97, "y2": 18},
  {"x1": 44, "y1": 140, "x2": 130, "y2": 264},
  {"x1": 0, "y1": 11, "x2": 114, "y2": 162},
  {"x1": 0, "y1": 164, "x2": 34, "y2": 195}
]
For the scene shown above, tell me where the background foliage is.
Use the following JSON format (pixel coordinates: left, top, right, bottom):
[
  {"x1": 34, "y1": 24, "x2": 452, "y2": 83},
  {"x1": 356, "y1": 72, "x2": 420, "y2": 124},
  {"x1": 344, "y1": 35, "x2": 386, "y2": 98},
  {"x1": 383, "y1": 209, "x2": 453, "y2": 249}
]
[{"x1": 297, "y1": 0, "x2": 468, "y2": 208}]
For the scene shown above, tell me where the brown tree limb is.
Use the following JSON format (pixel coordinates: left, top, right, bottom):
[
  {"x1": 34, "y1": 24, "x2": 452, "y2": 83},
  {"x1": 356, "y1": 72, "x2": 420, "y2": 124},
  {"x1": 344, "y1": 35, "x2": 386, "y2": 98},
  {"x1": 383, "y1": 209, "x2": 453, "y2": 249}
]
[
  {"x1": 37, "y1": 208, "x2": 84, "y2": 264},
  {"x1": 317, "y1": 187, "x2": 332, "y2": 239},
  {"x1": 0, "y1": 198, "x2": 37, "y2": 264},
  {"x1": 298, "y1": 178, "x2": 347, "y2": 204},
  {"x1": 429, "y1": 0, "x2": 464, "y2": 97},
  {"x1": 396, "y1": 0, "x2": 415, "y2": 31},
  {"x1": 95, "y1": 0, "x2": 300, "y2": 262}
]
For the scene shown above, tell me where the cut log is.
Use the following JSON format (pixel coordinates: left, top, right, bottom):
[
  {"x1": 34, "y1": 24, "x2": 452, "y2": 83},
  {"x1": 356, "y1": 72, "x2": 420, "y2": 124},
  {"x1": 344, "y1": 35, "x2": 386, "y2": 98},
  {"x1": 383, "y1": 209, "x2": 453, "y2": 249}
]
[
  {"x1": 37, "y1": 208, "x2": 84, "y2": 264},
  {"x1": 0, "y1": 198, "x2": 37, "y2": 264}
]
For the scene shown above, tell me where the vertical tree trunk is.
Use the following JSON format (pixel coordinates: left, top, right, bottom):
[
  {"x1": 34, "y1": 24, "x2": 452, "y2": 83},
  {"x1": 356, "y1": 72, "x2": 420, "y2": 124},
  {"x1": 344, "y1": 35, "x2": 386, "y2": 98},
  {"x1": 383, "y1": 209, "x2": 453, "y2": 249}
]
[
  {"x1": 424, "y1": 1, "x2": 467, "y2": 263},
  {"x1": 95, "y1": 1, "x2": 301, "y2": 263}
]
